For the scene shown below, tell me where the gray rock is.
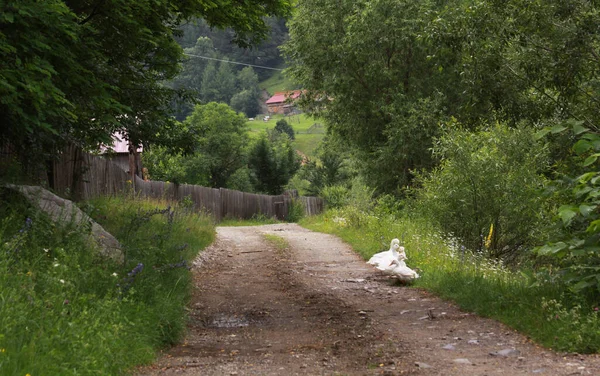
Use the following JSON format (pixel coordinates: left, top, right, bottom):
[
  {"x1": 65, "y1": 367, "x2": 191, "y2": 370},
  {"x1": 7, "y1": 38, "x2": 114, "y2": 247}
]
[
  {"x1": 453, "y1": 358, "x2": 472, "y2": 365},
  {"x1": 442, "y1": 344, "x2": 457, "y2": 350},
  {"x1": 415, "y1": 362, "x2": 433, "y2": 369},
  {"x1": 490, "y1": 348, "x2": 521, "y2": 357},
  {"x1": 5, "y1": 185, "x2": 123, "y2": 263},
  {"x1": 468, "y1": 340, "x2": 480, "y2": 345}
]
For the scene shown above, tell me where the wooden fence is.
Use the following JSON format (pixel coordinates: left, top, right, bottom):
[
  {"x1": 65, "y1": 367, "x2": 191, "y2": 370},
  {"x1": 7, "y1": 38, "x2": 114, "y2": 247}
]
[{"x1": 51, "y1": 146, "x2": 323, "y2": 221}]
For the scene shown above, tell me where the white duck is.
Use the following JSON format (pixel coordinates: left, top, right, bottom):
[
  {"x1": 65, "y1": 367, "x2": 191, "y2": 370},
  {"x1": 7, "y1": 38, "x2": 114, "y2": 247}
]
[
  {"x1": 387, "y1": 258, "x2": 420, "y2": 282},
  {"x1": 367, "y1": 238, "x2": 401, "y2": 268}
]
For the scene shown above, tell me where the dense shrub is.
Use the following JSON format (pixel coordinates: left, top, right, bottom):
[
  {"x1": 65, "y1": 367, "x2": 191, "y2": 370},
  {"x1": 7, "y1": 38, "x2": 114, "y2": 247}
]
[
  {"x1": 414, "y1": 123, "x2": 551, "y2": 261},
  {"x1": 286, "y1": 198, "x2": 305, "y2": 222},
  {"x1": 321, "y1": 185, "x2": 349, "y2": 209}
]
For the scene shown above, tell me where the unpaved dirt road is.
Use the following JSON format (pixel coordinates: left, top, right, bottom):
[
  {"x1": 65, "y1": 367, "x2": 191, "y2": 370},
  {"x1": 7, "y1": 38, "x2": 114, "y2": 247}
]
[{"x1": 137, "y1": 224, "x2": 600, "y2": 375}]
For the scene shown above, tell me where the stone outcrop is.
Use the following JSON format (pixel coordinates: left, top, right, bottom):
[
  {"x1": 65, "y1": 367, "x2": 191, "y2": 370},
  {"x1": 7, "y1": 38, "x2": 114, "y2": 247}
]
[{"x1": 5, "y1": 185, "x2": 124, "y2": 263}]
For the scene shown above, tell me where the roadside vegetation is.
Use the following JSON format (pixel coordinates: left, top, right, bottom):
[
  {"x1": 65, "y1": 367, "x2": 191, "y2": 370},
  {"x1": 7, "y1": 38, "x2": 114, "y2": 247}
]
[
  {"x1": 284, "y1": 0, "x2": 600, "y2": 354},
  {"x1": 0, "y1": 191, "x2": 214, "y2": 375},
  {"x1": 301, "y1": 200, "x2": 600, "y2": 353}
]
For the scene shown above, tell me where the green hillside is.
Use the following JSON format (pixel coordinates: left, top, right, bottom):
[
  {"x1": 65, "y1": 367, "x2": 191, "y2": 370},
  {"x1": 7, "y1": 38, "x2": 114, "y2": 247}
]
[
  {"x1": 247, "y1": 113, "x2": 325, "y2": 157},
  {"x1": 259, "y1": 69, "x2": 296, "y2": 95}
]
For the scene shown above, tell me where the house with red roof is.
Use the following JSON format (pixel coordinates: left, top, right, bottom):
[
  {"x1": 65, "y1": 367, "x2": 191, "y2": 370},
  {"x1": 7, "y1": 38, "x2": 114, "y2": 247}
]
[{"x1": 265, "y1": 90, "x2": 302, "y2": 114}]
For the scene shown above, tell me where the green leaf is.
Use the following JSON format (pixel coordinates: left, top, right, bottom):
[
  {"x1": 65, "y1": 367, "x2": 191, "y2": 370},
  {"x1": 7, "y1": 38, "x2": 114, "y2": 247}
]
[
  {"x1": 537, "y1": 242, "x2": 568, "y2": 255},
  {"x1": 558, "y1": 205, "x2": 578, "y2": 225},
  {"x1": 572, "y1": 122, "x2": 588, "y2": 135},
  {"x1": 579, "y1": 204, "x2": 597, "y2": 217},
  {"x1": 550, "y1": 124, "x2": 567, "y2": 134},
  {"x1": 534, "y1": 128, "x2": 551, "y2": 140},
  {"x1": 586, "y1": 219, "x2": 600, "y2": 234},
  {"x1": 572, "y1": 279, "x2": 596, "y2": 292},
  {"x1": 573, "y1": 139, "x2": 592, "y2": 155},
  {"x1": 583, "y1": 155, "x2": 598, "y2": 166}
]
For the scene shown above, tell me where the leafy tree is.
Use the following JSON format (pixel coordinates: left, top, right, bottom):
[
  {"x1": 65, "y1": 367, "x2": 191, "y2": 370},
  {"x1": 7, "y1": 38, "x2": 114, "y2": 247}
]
[
  {"x1": 284, "y1": 0, "x2": 600, "y2": 193},
  {"x1": 185, "y1": 102, "x2": 249, "y2": 188},
  {"x1": 0, "y1": 0, "x2": 291, "y2": 173},
  {"x1": 283, "y1": 0, "x2": 449, "y2": 192},
  {"x1": 230, "y1": 90, "x2": 260, "y2": 117},
  {"x1": 274, "y1": 119, "x2": 295, "y2": 140},
  {"x1": 293, "y1": 136, "x2": 352, "y2": 196},
  {"x1": 248, "y1": 131, "x2": 300, "y2": 195},
  {"x1": 414, "y1": 123, "x2": 551, "y2": 261},
  {"x1": 143, "y1": 102, "x2": 249, "y2": 188},
  {"x1": 230, "y1": 67, "x2": 261, "y2": 116},
  {"x1": 237, "y1": 67, "x2": 260, "y2": 92}
]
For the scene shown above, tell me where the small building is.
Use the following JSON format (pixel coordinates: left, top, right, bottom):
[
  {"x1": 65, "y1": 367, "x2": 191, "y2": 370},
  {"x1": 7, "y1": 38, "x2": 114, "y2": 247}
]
[
  {"x1": 101, "y1": 132, "x2": 143, "y2": 176},
  {"x1": 265, "y1": 90, "x2": 302, "y2": 114}
]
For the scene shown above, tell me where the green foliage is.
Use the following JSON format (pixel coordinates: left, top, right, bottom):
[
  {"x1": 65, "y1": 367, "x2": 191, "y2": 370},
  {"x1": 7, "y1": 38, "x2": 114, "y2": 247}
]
[
  {"x1": 1, "y1": 0, "x2": 291, "y2": 171},
  {"x1": 185, "y1": 102, "x2": 249, "y2": 188},
  {"x1": 248, "y1": 131, "x2": 301, "y2": 195},
  {"x1": 230, "y1": 89, "x2": 260, "y2": 118},
  {"x1": 536, "y1": 124, "x2": 600, "y2": 298},
  {"x1": 0, "y1": 191, "x2": 214, "y2": 374},
  {"x1": 283, "y1": 0, "x2": 446, "y2": 191},
  {"x1": 177, "y1": 17, "x2": 289, "y2": 81},
  {"x1": 294, "y1": 136, "x2": 353, "y2": 195},
  {"x1": 144, "y1": 103, "x2": 249, "y2": 188},
  {"x1": 284, "y1": 0, "x2": 600, "y2": 193},
  {"x1": 274, "y1": 119, "x2": 295, "y2": 140},
  {"x1": 321, "y1": 185, "x2": 349, "y2": 209},
  {"x1": 414, "y1": 123, "x2": 550, "y2": 261},
  {"x1": 286, "y1": 198, "x2": 305, "y2": 223}
]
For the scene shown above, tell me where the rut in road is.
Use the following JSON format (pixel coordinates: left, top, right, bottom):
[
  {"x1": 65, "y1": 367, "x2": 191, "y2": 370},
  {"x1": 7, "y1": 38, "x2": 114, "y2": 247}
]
[{"x1": 137, "y1": 224, "x2": 600, "y2": 376}]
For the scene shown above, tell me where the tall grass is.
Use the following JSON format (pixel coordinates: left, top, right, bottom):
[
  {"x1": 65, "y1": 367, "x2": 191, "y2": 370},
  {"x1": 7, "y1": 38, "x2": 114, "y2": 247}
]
[
  {"x1": 0, "y1": 190, "x2": 214, "y2": 375},
  {"x1": 300, "y1": 208, "x2": 600, "y2": 353}
]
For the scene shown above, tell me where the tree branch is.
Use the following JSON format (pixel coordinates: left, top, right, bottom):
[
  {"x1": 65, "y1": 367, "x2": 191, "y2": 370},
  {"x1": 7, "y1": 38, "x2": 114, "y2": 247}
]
[{"x1": 78, "y1": 0, "x2": 106, "y2": 25}]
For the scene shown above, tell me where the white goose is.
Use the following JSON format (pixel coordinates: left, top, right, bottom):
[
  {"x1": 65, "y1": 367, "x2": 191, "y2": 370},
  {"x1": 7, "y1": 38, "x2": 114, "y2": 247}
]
[
  {"x1": 367, "y1": 238, "x2": 401, "y2": 269},
  {"x1": 387, "y1": 258, "x2": 420, "y2": 282}
]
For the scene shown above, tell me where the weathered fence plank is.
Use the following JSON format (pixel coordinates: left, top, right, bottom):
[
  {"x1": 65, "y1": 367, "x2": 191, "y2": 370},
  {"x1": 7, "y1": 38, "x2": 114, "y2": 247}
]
[{"x1": 50, "y1": 146, "x2": 323, "y2": 221}]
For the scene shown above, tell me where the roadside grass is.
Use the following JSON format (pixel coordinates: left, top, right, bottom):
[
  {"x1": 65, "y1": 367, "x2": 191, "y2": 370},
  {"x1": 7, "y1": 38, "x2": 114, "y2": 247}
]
[
  {"x1": 247, "y1": 113, "x2": 325, "y2": 158},
  {"x1": 0, "y1": 190, "x2": 214, "y2": 375},
  {"x1": 259, "y1": 69, "x2": 295, "y2": 95},
  {"x1": 220, "y1": 214, "x2": 280, "y2": 227},
  {"x1": 263, "y1": 234, "x2": 289, "y2": 251},
  {"x1": 299, "y1": 208, "x2": 600, "y2": 353}
]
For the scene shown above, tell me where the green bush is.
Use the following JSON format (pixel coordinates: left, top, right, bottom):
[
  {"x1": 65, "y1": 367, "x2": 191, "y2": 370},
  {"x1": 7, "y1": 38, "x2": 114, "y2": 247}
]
[
  {"x1": 536, "y1": 123, "x2": 600, "y2": 299},
  {"x1": 286, "y1": 198, "x2": 305, "y2": 222},
  {"x1": 321, "y1": 185, "x2": 349, "y2": 209},
  {"x1": 414, "y1": 122, "x2": 551, "y2": 261}
]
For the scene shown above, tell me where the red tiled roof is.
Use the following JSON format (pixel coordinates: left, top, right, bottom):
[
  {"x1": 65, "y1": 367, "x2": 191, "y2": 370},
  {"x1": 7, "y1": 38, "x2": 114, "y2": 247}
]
[{"x1": 266, "y1": 90, "x2": 302, "y2": 105}]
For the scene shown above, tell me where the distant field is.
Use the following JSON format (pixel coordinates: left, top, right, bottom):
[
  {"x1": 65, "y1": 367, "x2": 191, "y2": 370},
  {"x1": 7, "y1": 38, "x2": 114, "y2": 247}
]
[
  {"x1": 259, "y1": 70, "x2": 296, "y2": 95},
  {"x1": 247, "y1": 113, "x2": 325, "y2": 158}
]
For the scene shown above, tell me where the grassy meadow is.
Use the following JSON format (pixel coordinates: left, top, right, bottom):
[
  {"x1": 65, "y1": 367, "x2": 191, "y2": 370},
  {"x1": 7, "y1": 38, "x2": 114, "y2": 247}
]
[
  {"x1": 247, "y1": 113, "x2": 325, "y2": 158},
  {"x1": 0, "y1": 190, "x2": 214, "y2": 375}
]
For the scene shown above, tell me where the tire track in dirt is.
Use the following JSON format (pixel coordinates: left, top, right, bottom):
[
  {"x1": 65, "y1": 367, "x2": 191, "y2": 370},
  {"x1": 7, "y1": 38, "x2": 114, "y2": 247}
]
[{"x1": 137, "y1": 224, "x2": 600, "y2": 375}]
